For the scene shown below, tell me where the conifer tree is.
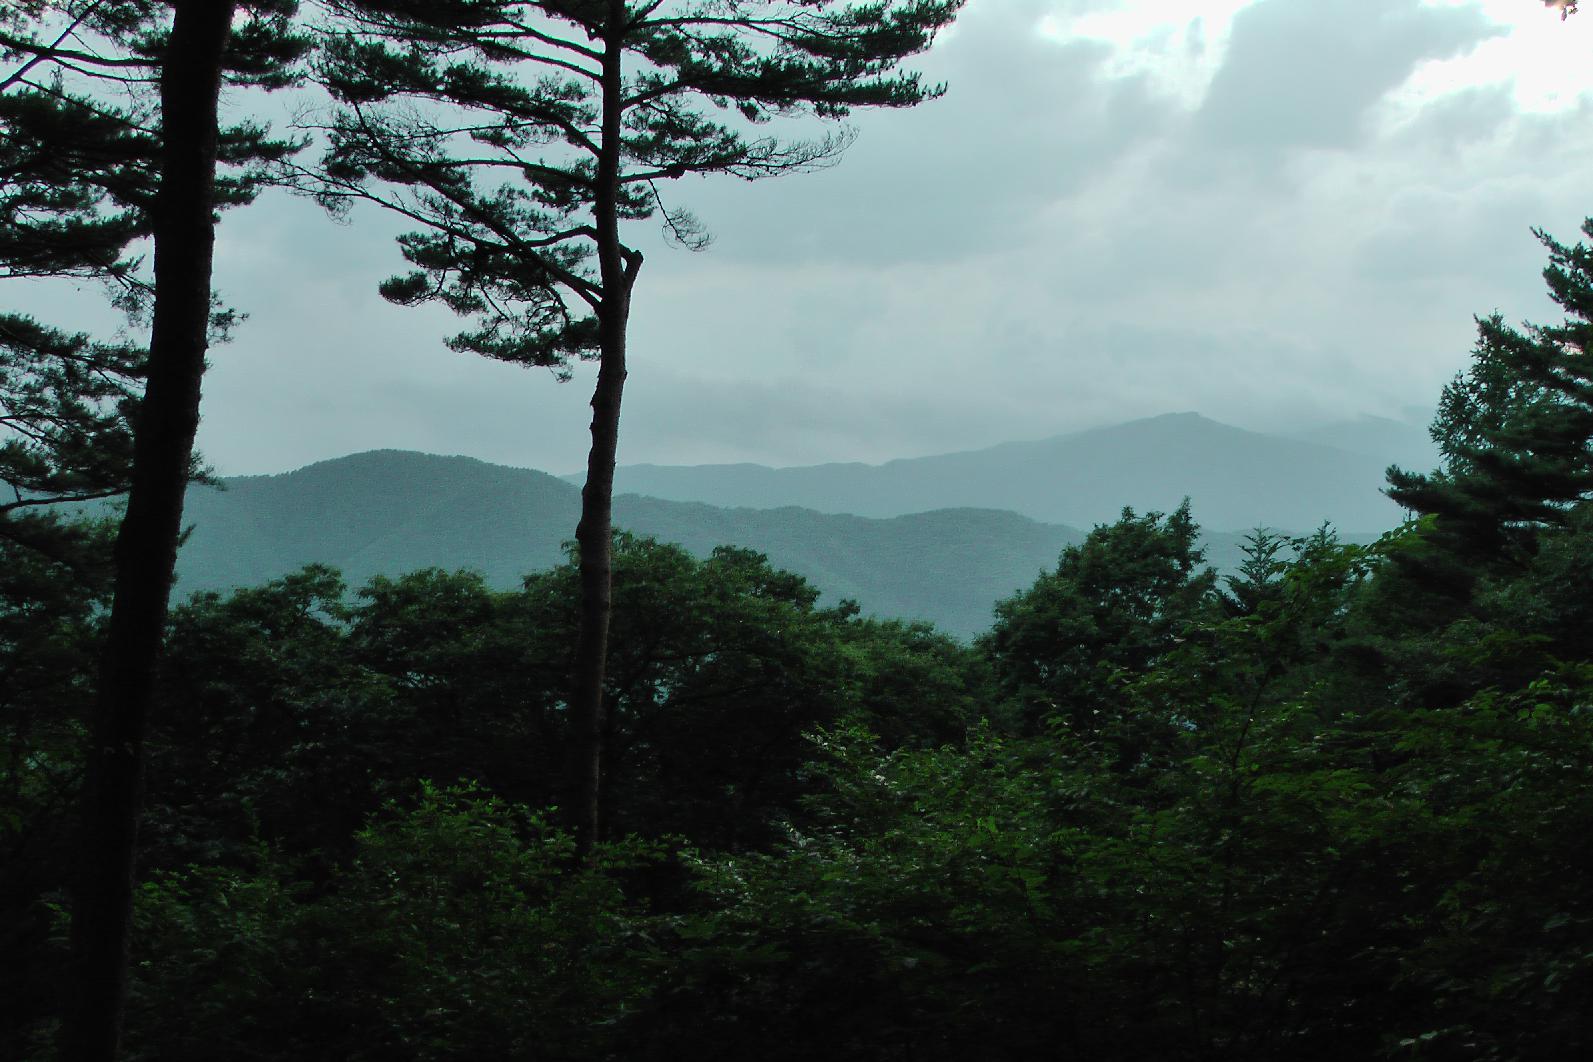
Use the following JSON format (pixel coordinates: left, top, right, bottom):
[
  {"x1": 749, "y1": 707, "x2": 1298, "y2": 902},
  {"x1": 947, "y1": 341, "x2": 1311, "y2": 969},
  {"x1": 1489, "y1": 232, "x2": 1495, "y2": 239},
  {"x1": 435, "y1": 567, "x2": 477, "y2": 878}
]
[
  {"x1": 311, "y1": 0, "x2": 962, "y2": 844},
  {"x1": 1386, "y1": 221, "x2": 1593, "y2": 595},
  {"x1": 1, "y1": 11, "x2": 152, "y2": 561},
  {"x1": 2, "y1": 4, "x2": 306, "y2": 1057}
]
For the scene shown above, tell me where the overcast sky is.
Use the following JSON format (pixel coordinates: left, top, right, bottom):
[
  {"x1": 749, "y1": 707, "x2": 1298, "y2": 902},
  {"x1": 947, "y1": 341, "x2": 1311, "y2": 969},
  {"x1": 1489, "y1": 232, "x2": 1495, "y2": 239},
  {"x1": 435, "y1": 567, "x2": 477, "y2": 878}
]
[{"x1": 29, "y1": 0, "x2": 1593, "y2": 476}]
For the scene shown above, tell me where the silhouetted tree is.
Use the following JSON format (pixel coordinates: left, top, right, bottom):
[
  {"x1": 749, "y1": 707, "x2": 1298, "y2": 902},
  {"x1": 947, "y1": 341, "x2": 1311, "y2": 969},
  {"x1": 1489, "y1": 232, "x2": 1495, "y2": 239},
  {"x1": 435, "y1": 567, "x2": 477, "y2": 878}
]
[
  {"x1": 1, "y1": 4, "x2": 307, "y2": 1056},
  {"x1": 0, "y1": 15, "x2": 153, "y2": 562},
  {"x1": 66, "y1": 9, "x2": 244, "y2": 1056},
  {"x1": 310, "y1": 0, "x2": 963, "y2": 844},
  {"x1": 0, "y1": 318, "x2": 143, "y2": 561}
]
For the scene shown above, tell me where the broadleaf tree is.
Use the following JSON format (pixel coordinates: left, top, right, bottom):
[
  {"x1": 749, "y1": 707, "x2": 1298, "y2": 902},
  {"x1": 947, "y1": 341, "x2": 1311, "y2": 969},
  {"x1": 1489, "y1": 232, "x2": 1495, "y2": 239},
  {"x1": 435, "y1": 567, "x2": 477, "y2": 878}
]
[{"x1": 310, "y1": 0, "x2": 964, "y2": 845}]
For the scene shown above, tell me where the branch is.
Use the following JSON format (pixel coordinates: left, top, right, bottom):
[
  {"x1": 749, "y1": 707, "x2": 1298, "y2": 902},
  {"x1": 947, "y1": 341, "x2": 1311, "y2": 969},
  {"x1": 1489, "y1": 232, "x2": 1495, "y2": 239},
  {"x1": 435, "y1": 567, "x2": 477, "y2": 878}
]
[
  {"x1": 0, "y1": 487, "x2": 125, "y2": 515},
  {"x1": 0, "y1": 29, "x2": 153, "y2": 73},
  {"x1": 293, "y1": 156, "x2": 603, "y2": 308},
  {"x1": 648, "y1": 179, "x2": 710, "y2": 250},
  {"x1": 470, "y1": 40, "x2": 602, "y2": 84},
  {"x1": 9, "y1": 73, "x2": 159, "y2": 135},
  {"x1": 430, "y1": 154, "x2": 596, "y2": 190},
  {"x1": 492, "y1": 19, "x2": 605, "y2": 63},
  {"x1": 0, "y1": 0, "x2": 109, "y2": 93}
]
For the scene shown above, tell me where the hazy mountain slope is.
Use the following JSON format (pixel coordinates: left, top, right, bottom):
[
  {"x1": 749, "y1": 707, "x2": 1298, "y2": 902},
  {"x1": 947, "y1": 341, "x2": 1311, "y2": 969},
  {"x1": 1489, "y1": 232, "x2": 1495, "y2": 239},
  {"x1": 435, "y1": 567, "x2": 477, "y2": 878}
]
[
  {"x1": 158, "y1": 451, "x2": 1371, "y2": 638},
  {"x1": 610, "y1": 499, "x2": 1086, "y2": 634},
  {"x1": 1285, "y1": 414, "x2": 1440, "y2": 475},
  {"x1": 177, "y1": 451, "x2": 581, "y2": 592},
  {"x1": 594, "y1": 412, "x2": 1410, "y2": 533},
  {"x1": 168, "y1": 451, "x2": 1094, "y2": 637}
]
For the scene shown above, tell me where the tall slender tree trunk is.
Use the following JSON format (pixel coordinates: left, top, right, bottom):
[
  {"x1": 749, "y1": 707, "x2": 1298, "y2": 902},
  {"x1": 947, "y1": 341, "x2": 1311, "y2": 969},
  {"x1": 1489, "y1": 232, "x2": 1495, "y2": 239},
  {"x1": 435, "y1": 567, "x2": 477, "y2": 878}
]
[
  {"x1": 60, "y1": 3, "x2": 236, "y2": 1058},
  {"x1": 569, "y1": 294, "x2": 628, "y2": 850},
  {"x1": 569, "y1": 1, "x2": 640, "y2": 851}
]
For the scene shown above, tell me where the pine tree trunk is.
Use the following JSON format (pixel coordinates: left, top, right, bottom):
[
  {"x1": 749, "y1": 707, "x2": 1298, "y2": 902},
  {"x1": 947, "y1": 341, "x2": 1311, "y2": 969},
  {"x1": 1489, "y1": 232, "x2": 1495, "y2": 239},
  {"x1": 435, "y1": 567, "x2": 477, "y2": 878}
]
[
  {"x1": 569, "y1": 296, "x2": 627, "y2": 849},
  {"x1": 568, "y1": 2, "x2": 639, "y2": 851},
  {"x1": 60, "y1": 3, "x2": 235, "y2": 1058}
]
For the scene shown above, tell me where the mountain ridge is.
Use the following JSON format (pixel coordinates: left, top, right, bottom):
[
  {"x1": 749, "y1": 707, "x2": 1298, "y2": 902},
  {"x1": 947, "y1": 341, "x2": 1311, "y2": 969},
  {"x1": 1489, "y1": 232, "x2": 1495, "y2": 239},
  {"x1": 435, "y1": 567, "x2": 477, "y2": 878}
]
[
  {"x1": 114, "y1": 410, "x2": 1426, "y2": 637},
  {"x1": 168, "y1": 451, "x2": 1097, "y2": 637},
  {"x1": 574, "y1": 412, "x2": 1431, "y2": 533}
]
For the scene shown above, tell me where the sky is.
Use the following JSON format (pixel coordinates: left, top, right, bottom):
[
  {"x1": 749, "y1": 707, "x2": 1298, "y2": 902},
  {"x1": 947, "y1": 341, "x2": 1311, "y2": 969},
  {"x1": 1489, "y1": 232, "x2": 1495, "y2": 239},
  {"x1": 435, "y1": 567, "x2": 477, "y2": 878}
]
[{"x1": 23, "y1": 0, "x2": 1593, "y2": 476}]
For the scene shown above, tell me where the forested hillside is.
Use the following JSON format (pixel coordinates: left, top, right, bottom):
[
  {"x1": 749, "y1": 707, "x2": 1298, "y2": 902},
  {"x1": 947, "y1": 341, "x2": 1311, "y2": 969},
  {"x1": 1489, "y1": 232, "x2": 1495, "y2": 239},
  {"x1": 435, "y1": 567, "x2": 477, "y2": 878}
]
[
  {"x1": 9, "y1": 435, "x2": 1593, "y2": 1057},
  {"x1": 170, "y1": 451, "x2": 1087, "y2": 637},
  {"x1": 156, "y1": 449, "x2": 1306, "y2": 637}
]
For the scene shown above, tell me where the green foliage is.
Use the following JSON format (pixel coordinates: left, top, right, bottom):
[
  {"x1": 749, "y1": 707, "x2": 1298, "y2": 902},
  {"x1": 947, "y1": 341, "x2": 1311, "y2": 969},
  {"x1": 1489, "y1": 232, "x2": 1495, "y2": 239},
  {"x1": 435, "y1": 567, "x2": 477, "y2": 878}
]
[
  {"x1": 3, "y1": 491, "x2": 1592, "y2": 1058},
  {"x1": 124, "y1": 783, "x2": 657, "y2": 1061},
  {"x1": 130, "y1": 534, "x2": 968, "y2": 873},
  {"x1": 1384, "y1": 665, "x2": 1593, "y2": 1056},
  {"x1": 0, "y1": 316, "x2": 143, "y2": 520},
  {"x1": 645, "y1": 516, "x2": 1586, "y2": 1059},
  {"x1": 983, "y1": 501, "x2": 1218, "y2": 749},
  {"x1": 0, "y1": 2, "x2": 310, "y2": 570},
  {"x1": 146, "y1": 565, "x2": 391, "y2": 870},
  {"x1": 0, "y1": 518, "x2": 107, "y2": 1059}
]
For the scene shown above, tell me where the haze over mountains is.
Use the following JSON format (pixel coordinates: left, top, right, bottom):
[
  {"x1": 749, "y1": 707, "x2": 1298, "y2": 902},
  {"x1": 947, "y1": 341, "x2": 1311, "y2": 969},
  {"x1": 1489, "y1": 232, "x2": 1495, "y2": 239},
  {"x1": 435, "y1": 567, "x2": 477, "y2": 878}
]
[
  {"x1": 1283, "y1": 413, "x2": 1439, "y2": 476},
  {"x1": 587, "y1": 413, "x2": 1435, "y2": 534},
  {"x1": 169, "y1": 452, "x2": 1090, "y2": 637},
  {"x1": 158, "y1": 412, "x2": 1426, "y2": 637}
]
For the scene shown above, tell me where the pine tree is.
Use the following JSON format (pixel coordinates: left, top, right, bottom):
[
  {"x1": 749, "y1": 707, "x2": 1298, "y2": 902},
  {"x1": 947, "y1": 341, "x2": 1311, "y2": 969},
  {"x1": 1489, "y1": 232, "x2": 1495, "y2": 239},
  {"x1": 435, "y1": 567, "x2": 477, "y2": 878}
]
[
  {"x1": 1, "y1": 16, "x2": 153, "y2": 559},
  {"x1": 309, "y1": 0, "x2": 963, "y2": 845},
  {"x1": 1386, "y1": 221, "x2": 1593, "y2": 595},
  {"x1": 1, "y1": 0, "x2": 301, "y2": 552},
  {"x1": 3, "y1": 5, "x2": 307, "y2": 1057}
]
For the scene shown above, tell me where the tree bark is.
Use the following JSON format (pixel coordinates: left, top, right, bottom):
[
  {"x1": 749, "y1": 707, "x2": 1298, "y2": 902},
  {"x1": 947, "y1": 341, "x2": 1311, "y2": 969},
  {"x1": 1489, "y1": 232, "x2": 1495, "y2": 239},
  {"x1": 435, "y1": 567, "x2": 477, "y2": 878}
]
[
  {"x1": 568, "y1": 0, "x2": 640, "y2": 852},
  {"x1": 59, "y1": 3, "x2": 236, "y2": 1058},
  {"x1": 569, "y1": 295, "x2": 627, "y2": 850}
]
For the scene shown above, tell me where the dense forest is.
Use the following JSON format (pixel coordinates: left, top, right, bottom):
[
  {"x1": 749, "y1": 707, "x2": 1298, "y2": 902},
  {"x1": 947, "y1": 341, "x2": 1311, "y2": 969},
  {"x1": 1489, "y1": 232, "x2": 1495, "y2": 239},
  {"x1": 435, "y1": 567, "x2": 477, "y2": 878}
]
[{"x1": 5, "y1": 0, "x2": 1593, "y2": 1059}]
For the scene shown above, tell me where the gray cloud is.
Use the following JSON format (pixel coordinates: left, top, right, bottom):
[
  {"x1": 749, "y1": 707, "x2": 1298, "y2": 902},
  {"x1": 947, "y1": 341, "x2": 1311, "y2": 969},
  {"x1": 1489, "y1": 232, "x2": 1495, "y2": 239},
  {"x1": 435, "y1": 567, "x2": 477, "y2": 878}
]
[
  {"x1": 1396, "y1": 84, "x2": 1518, "y2": 152},
  {"x1": 52, "y1": 0, "x2": 1583, "y2": 477},
  {"x1": 1195, "y1": 0, "x2": 1503, "y2": 152},
  {"x1": 663, "y1": 11, "x2": 1175, "y2": 266}
]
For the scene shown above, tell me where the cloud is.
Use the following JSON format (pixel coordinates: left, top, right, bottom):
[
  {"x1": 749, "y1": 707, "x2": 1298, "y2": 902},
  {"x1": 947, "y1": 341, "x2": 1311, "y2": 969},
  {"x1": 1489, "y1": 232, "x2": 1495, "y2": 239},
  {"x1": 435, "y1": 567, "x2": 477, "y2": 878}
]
[
  {"x1": 133, "y1": 0, "x2": 1593, "y2": 476},
  {"x1": 1194, "y1": 0, "x2": 1504, "y2": 152},
  {"x1": 661, "y1": 1, "x2": 1177, "y2": 267},
  {"x1": 1389, "y1": 83, "x2": 1517, "y2": 151}
]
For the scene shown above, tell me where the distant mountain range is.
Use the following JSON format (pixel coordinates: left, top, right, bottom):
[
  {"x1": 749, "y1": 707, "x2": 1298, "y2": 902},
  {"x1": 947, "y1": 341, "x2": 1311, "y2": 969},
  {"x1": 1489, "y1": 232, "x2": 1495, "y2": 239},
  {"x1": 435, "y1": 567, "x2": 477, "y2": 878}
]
[
  {"x1": 167, "y1": 451, "x2": 1091, "y2": 637},
  {"x1": 583, "y1": 412, "x2": 1437, "y2": 534},
  {"x1": 144, "y1": 412, "x2": 1420, "y2": 637}
]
